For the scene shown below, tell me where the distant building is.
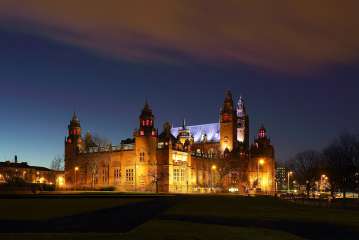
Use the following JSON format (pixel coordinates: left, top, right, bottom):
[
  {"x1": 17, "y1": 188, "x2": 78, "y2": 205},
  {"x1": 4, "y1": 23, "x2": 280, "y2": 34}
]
[
  {"x1": 0, "y1": 157, "x2": 64, "y2": 186},
  {"x1": 276, "y1": 167, "x2": 288, "y2": 191},
  {"x1": 65, "y1": 91, "x2": 276, "y2": 193}
]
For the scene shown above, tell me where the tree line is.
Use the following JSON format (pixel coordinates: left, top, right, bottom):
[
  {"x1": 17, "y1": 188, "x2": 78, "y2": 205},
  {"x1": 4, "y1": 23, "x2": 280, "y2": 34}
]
[{"x1": 288, "y1": 133, "x2": 359, "y2": 198}]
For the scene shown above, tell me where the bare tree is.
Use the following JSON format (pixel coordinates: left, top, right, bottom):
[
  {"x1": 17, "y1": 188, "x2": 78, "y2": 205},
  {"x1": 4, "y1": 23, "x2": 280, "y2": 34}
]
[
  {"x1": 288, "y1": 150, "x2": 321, "y2": 197},
  {"x1": 87, "y1": 159, "x2": 98, "y2": 189},
  {"x1": 93, "y1": 134, "x2": 111, "y2": 148},
  {"x1": 322, "y1": 133, "x2": 357, "y2": 198},
  {"x1": 84, "y1": 131, "x2": 97, "y2": 150},
  {"x1": 51, "y1": 155, "x2": 64, "y2": 171}
]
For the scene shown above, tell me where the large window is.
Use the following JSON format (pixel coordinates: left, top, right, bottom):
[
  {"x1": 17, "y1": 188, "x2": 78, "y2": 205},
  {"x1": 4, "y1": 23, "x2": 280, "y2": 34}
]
[
  {"x1": 173, "y1": 168, "x2": 185, "y2": 183},
  {"x1": 126, "y1": 168, "x2": 134, "y2": 183},
  {"x1": 102, "y1": 167, "x2": 109, "y2": 184},
  {"x1": 114, "y1": 168, "x2": 121, "y2": 184}
]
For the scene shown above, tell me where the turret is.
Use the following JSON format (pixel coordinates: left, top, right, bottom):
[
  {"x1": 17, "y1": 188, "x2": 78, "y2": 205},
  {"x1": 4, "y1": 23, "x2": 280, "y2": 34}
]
[
  {"x1": 137, "y1": 101, "x2": 156, "y2": 137},
  {"x1": 220, "y1": 90, "x2": 237, "y2": 152},
  {"x1": 66, "y1": 112, "x2": 82, "y2": 144},
  {"x1": 177, "y1": 118, "x2": 193, "y2": 145},
  {"x1": 250, "y1": 125, "x2": 274, "y2": 161},
  {"x1": 236, "y1": 96, "x2": 249, "y2": 148},
  {"x1": 249, "y1": 125, "x2": 275, "y2": 192},
  {"x1": 64, "y1": 112, "x2": 83, "y2": 184},
  {"x1": 135, "y1": 101, "x2": 158, "y2": 163}
]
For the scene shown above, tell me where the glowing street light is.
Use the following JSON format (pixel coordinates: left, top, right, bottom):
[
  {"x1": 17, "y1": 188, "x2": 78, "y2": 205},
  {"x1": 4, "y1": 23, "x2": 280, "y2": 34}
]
[
  {"x1": 74, "y1": 166, "x2": 79, "y2": 190},
  {"x1": 257, "y1": 158, "x2": 265, "y2": 190},
  {"x1": 287, "y1": 171, "x2": 293, "y2": 193},
  {"x1": 211, "y1": 164, "x2": 217, "y2": 192}
]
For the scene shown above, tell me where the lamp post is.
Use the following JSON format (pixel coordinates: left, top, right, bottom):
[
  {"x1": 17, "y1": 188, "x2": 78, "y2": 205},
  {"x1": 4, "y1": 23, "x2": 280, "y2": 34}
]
[
  {"x1": 257, "y1": 158, "x2": 265, "y2": 190},
  {"x1": 355, "y1": 172, "x2": 359, "y2": 198},
  {"x1": 74, "y1": 166, "x2": 79, "y2": 190},
  {"x1": 211, "y1": 164, "x2": 217, "y2": 192},
  {"x1": 287, "y1": 171, "x2": 293, "y2": 193}
]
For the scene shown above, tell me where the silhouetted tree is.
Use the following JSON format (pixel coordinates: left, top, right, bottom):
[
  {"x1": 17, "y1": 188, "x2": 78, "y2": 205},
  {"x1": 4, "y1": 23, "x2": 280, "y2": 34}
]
[
  {"x1": 87, "y1": 159, "x2": 98, "y2": 189},
  {"x1": 288, "y1": 150, "x2": 321, "y2": 197},
  {"x1": 84, "y1": 131, "x2": 97, "y2": 150},
  {"x1": 322, "y1": 133, "x2": 358, "y2": 198},
  {"x1": 51, "y1": 155, "x2": 64, "y2": 171},
  {"x1": 93, "y1": 134, "x2": 111, "y2": 148}
]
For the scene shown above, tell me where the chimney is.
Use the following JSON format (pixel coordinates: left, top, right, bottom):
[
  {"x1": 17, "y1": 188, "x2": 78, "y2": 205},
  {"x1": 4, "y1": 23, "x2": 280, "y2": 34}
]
[{"x1": 14, "y1": 155, "x2": 18, "y2": 164}]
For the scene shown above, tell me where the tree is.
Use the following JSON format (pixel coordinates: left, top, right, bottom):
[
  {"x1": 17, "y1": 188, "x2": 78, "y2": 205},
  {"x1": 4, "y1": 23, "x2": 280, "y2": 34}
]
[
  {"x1": 87, "y1": 159, "x2": 98, "y2": 189},
  {"x1": 51, "y1": 155, "x2": 64, "y2": 171},
  {"x1": 84, "y1": 131, "x2": 97, "y2": 150},
  {"x1": 93, "y1": 134, "x2": 111, "y2": 147},
  {"x1": 322, "y1": 133, "x2": 358, "y2": 198},
  {"x1": 288, "y1": 150, "x2": 321, "y2": 197}
]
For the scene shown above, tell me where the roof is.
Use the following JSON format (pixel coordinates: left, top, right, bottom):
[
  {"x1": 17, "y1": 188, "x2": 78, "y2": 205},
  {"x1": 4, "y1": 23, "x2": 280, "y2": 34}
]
[
  {"x1": 171, "y1": 123, "x2": 220, "y2": 143},
  {"x1": 0, "y1": 161, "x2": 52, "y2": 172}
]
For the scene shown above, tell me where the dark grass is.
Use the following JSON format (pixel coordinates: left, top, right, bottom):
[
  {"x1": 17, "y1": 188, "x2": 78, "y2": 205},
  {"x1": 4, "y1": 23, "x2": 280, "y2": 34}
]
[
  {"x1": 0, "y1": 197, "x2": 175, "y2": 233},
  {"x1": 0, "y1": 194, "x2": 358, "y2": 239}
]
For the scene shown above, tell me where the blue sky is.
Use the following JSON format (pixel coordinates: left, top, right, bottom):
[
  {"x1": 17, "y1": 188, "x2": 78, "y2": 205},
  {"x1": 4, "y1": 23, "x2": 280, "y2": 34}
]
[{"x1": 0, "y1": 1, "x2": 358, "y2": 167}]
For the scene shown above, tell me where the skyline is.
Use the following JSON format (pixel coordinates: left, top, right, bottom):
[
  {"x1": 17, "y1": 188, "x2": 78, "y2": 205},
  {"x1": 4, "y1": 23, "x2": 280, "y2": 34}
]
[{"x1": 0, "y1": 1, "x2": 359, "y2": 167}]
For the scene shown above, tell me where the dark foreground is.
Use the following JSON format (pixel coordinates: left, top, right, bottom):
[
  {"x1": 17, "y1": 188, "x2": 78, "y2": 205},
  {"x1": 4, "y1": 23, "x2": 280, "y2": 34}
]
[{"x1": 0, "y1": 193, "x2": 358, "y2": 240}]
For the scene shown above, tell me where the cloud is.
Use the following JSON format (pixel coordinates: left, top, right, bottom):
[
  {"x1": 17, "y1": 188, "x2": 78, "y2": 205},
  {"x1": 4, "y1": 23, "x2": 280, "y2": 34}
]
[{"x1": 0, "y1": 0, "x2": 358, "y2": 72}]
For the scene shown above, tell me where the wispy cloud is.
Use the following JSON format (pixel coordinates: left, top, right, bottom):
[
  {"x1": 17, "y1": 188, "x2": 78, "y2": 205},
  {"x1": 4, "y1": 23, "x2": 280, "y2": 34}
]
[{"x1": 0, "y1": 0, "x2": 358, "y2": 72}]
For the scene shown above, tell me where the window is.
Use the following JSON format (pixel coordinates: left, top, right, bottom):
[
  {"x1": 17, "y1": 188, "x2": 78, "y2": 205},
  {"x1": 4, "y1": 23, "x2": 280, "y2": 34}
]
[
  {"x1": 126, "y1": 169, "x2": 134, "y2": 183},
  {"x1": 103, "y1": 168, "x2": 109, "y2": 184},
  {"x1": 114, "y1": 168, "x2": 121, "y2": 184},
  {"x1": 173, "y1": 168, "x2": 185, "y2": 183},
  {"x1": 139, "y1": 152, "x2": 145, "y2": 162}
]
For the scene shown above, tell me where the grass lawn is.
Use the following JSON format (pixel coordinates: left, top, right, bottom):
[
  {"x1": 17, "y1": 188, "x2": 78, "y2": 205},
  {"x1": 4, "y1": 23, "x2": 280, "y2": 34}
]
[
  {"x1": 0, "y1": 197, "x2": 151, "y2": 220},
  {"x1": 0, "y1": 220, "x2": 305, "y2": 240},
  {"x1": 0, "y1": 194, "x2": 358, "y2": 239},
  {"x1": 164, "y1": 195, "x2": 359, "y2": 228}
]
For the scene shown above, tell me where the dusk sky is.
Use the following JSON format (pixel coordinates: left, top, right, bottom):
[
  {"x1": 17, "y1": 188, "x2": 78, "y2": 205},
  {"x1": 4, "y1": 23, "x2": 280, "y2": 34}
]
[{"x1": 0, "y1": 1, "x2": 358, "y2": 167}]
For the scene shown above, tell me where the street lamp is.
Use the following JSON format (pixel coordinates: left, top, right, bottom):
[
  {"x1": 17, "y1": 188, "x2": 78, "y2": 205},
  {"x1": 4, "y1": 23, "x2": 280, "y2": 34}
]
[
  {"x1": 257, "y1": 158, "x2": 265, "y2": 190},
  {"x1": 74, "y1": 166, "x2": 79, "y2": 190},
  {"x1": 320, "y1": 174, "x2": 327, "y2": 192},
  {"x1": 211, "y1": 165, "x2": 217, "y2": 192},
  {"x1": 287, "y1": 171, "x2": 293, "y2": 193}
]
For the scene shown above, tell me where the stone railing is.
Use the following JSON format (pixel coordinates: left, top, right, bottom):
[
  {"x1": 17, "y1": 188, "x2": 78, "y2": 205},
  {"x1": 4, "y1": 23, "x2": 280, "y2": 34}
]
[{"x1": 80, "y1": 143, "x2": 134, "y2": 154}]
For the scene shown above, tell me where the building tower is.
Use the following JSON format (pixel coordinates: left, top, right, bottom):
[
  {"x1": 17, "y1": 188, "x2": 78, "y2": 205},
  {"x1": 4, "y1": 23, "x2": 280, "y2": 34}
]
[
  {"x1": 249, "y1": 125, "x2": 275, "y2": 192},
  {"x1": 220, "y1": 90, "x2": 237, "y2": 152},
  {"x1": 134, "y1": 101, "x2": 158, "y2": 191},
  {"x1": 64, "y1": 112, "x2": 83, "y2": 184},
  {"x1": 237, "y1": 96, "x2": 249, "y2": 149},
  {"x1": 177, "y1": 119, "x2": 193, "y2": 145}
]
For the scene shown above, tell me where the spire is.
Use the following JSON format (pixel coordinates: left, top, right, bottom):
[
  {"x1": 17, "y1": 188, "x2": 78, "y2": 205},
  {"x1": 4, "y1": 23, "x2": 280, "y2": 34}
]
[
  {"x1": 225, "y1": 90, "x2": 233, "y2": 101},
  {"x1": 72, "y1": 112, "x2": 79, "y2": 122},
  {"x1": 222, "y1": 90, "x2": 234, "y2": 114},
  {"x1": 69, "y1": 112, "x2": 80, "y2": 128},
  {"x1": 144, "y1": 99, "x2": 150, "y2": 111},
  {"x1": 139, "y1": 100, "x2": 155, "y2": 135},
  {"x1": 182, "y1": 118, "x2": 187, "y2": 130},
  {"x1": 140, "y1": 100, "x2": 153, "y2": 118},
  {"x1": 237, "y1": 96, "x2": 246, "y2": 117}
]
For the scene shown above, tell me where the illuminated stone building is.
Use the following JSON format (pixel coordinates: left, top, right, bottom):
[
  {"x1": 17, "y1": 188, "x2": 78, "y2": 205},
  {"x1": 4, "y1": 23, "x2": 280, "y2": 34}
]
[
  {"x1": 0, "y1": 157, "x2": 64, "y2": 186},
  {"x1": 64, "y1": 91, "x2": 275, "y2": 193}
]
